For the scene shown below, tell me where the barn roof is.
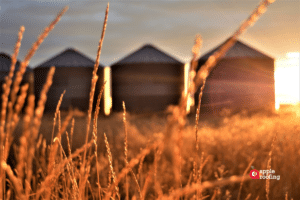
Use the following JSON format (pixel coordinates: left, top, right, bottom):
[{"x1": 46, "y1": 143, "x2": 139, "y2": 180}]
[
  {"x1": 0, "y1": 52, "x2": 32, "y2": 72},
  {"x1": 112, "y1": 44, "x2": 183, "y2": 65},
  {"x1": 36, "y1": 48, "x2": 104, "y2": 68},
  {"x1": 200, "y1": 40, "x2": 273, "y2": 60}
]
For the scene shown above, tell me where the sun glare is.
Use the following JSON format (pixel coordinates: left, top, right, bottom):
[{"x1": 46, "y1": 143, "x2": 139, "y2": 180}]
[
  {"x1": 104, "y1": 66, "x2": 112, "y2": 115},
  {"x1": 184, "y1": 62, "x2": 194, "y2": 113},
  {"x1": 275, "y1": 52, "x2": 300, "y2": 110}
]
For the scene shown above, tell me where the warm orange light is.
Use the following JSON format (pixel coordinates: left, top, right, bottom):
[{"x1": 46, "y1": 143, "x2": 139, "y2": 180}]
[
  {"x1": 184, "y1": 62, "x2": 194, "y2": 113},
  {"x1": 104, "y1": 67, "x2": 112, "y2": 115},
  {"x1": 275, "y1": 52, "x2": 300, "y2": 110}
]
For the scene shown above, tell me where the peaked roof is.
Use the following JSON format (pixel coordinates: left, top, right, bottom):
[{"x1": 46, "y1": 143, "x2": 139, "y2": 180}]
[
  {"x1": 200, "y1": 40, "x2": 273, "y2": 60},
  {"x1": 0, "y1": 52, "x2": 32, "y2": 72},
  {"x1": 112, "y1": 44, "x2": 183, "y2": 65},
  {"x1": 36, "y1": 48, "x2": 104, "y2": 68}
]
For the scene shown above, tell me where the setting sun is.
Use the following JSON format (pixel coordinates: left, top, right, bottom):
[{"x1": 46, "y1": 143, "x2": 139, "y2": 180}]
[{"x1": 275, "y1": 52, "x2": 300, "y2": 110}]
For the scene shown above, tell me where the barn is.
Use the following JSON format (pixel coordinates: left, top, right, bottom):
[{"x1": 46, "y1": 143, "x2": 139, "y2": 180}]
[
  {"x1": 34, "y1": 48, "x2": 105, "y2": 112},
  {"x1": 110, "y1": 44, "x2": 185, "y2": 113},
  {"x1": 0, "y1": 52, "x2": 34, "y2": 97},
  {"x1": 195, "y1": 39, "x2": 275, "y2": 115}
]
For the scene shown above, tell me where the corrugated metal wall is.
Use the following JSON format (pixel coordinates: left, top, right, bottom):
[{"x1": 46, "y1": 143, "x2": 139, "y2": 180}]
[
  {"x1": 195, "y1": 58, "x2": 275, "y2": 115},
  {"x1": 111, "y1": 63, "x2": 184, "y2": 112},
  {"x1": 34, "y1": 67, "x2": 98, "y2": 111}
]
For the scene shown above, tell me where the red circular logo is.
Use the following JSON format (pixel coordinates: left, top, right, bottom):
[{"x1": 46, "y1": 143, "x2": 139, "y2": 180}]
[{"x1": 249, "y1": 169, "x2": 260, "y2": 179}]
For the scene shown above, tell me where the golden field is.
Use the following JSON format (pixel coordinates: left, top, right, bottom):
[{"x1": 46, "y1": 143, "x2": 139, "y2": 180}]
[
  {"x1": 7, "y1": 105, "x2": 300, "y2": 199},
  {"x1": 1, "y1": 0, "x2": 299, "y2": 199}
]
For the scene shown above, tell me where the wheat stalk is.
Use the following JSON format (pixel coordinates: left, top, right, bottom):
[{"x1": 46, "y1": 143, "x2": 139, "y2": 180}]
[
  {"x1": 130, "y1": 167, "x2": 142, "y2": 200},
  {"x1": 70, "y1": 118, "x2": 75, "y2": 152},
  {"x1": 137, "y1": 151, "x2": 145, "y2": 181},
  {"x1": 92, "y1": 82, "x2": 105, "y2": 199},
  {"x1": 105, "y1": 142, "x2": 160, "y2": 200},
  {"x1": 35, "y1": 140, "x2": 93, "y2": 199},
  {"x1": 1, "y1": 6, "x2": 67, "y2": 196},
  {"x1": 193, "y1": 0, "x2": 276, "y2": 94},
  {"x1": 65, "y1": 131, "x2": 72, "y2": 157},
  {"x1": 45, "y1": 111, "x2": 74, "y2": 199},
  {"x1": 163, "y1": 35, "x2": 203, "y2": 191},
  {"x1": 122, "y1": 102, "x2": 142, "y2": 199},
  {"x1": 81, "y1": 5, "x2": 109, "y2": 197},
  {"x1": 64, "y1": 130, "x2": 79, "y2": 199},
  {"x1": 25, "y1": 66, "x2": 55, "y2": 197},
  {"x1": 237, "y1": 157, "x2": 256, "y2": 200},
  {"x1": 160, "y1": 175, "x2": 252, "y2": 200},
  {"x1": 47, "y1": 110, "x2": 73, "y2": 175},
  {"x1": 11, "y1": 84, "x2": 29, "y2": 131},
  {"x1": 122, "y1": 101, "x2": 130, "y2": 200},
  {"x1": 7, "y1": 6, "x2": 68, "y2": 138},
  {"x1": 141, "y1": 171, "x2": 152, "y2": 200},
  {"x1": 266, "y1": 135, "x2": 277, "y2": 200},
  {"x1": 16, "y1": 94, "x2": 35, "y2": 186},
  {"x1": 189, "y1": 35, "x2": 204, "y2": 200},
  {"x1": 0, "y1": 25, "x2": 24, "y2": 138},
  {"x1": 1, "y1": 161, "x2": 25, "y2": 199},
  {"x1": 104, "y1": 132, "x2": 120, "y2": 199},
  {"x1": 55, "y1": 137, "x2": 79, "y2": 199},
  {"x1": 0, "y1": 26, "x2": 25, "y2": 197},
  {"x1": 5, "y1": 188, "x2": 11, "y2": 200},
  {"x1": 3, "y1": 83, "x2": 29, "y2": 162},
  {"x1": 51, "y1": 90, "x2": 66, "y2": 146},
  {"x1": 154, "y1": 147, "x2": 163, "y2": 198},
  {"x1": 83, "y1": 2, "x2": 109, "y2": 164},
  {"x1": 245, "y1": 193, "x2": 252, "y2": 200},
  {"x1": 164, "y1": 0, "x2": 277, "y2": 194}
]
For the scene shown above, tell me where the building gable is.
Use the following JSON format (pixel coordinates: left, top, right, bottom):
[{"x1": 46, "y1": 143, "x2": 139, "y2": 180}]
[
  {"x1": 200, "y1": 40, "x2": 273, "y2": 60},
  {"x1": 36, "y1": 48, "x2": 104, "y2": 68},
  {"x1": 113, "y1": 44, "x2": 182, "y2": 65},
  {"x1": 0, "y1": 52, "x2": 32, "y2": 72}
]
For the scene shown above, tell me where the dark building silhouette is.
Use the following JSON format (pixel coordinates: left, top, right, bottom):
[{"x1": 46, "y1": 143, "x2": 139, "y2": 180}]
[
  {"x1": 110, "y1": 44, "x2": 185, "y2": 113},
  {"x1": 0, "y1": 52, "x2": 34, "y2": 99},
  {"x1": 195, "y1": 39, "x2": 275, "y2": 115},
  {"x1": 34, "y1": 48, "x2": 104, "y2": 112}
]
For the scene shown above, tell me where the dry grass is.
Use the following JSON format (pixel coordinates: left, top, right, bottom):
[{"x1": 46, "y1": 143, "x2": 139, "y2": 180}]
[
  {"x1": 2, "y1": 0, "x2": 299, "y2": 199},
  {"x1": 4, "y1": 104, "x2": 300, "y2": 199}
]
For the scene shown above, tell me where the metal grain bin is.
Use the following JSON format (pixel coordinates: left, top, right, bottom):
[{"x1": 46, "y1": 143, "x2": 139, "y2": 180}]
[
  {"x1": 34, "y1": 48, "x2": 104, "y2": 112},
  {"x1": 195, "y1": 40, "x2": 275, "y2": 115},
  {"x1": 0, "y1": 52, "x2": 34, "y2": 103},
  {"x1": 111, "y1": 44, "x2": 184, "y2": 113}
]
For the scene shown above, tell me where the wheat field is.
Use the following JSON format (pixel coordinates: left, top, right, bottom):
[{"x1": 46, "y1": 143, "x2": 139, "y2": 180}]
[{"x1": 1, "y1": 0, "x2": 299, "y2": 199}]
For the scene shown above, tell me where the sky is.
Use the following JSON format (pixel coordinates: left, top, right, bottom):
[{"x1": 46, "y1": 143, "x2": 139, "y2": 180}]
[{"x1": 0, "y1": 0, "x2": 299, "y2": 68}]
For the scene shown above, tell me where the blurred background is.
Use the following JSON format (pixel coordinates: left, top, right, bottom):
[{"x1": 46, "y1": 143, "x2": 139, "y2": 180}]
[{"x1": 1, "y1": 0, "x2": 299, "y2": 113}]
